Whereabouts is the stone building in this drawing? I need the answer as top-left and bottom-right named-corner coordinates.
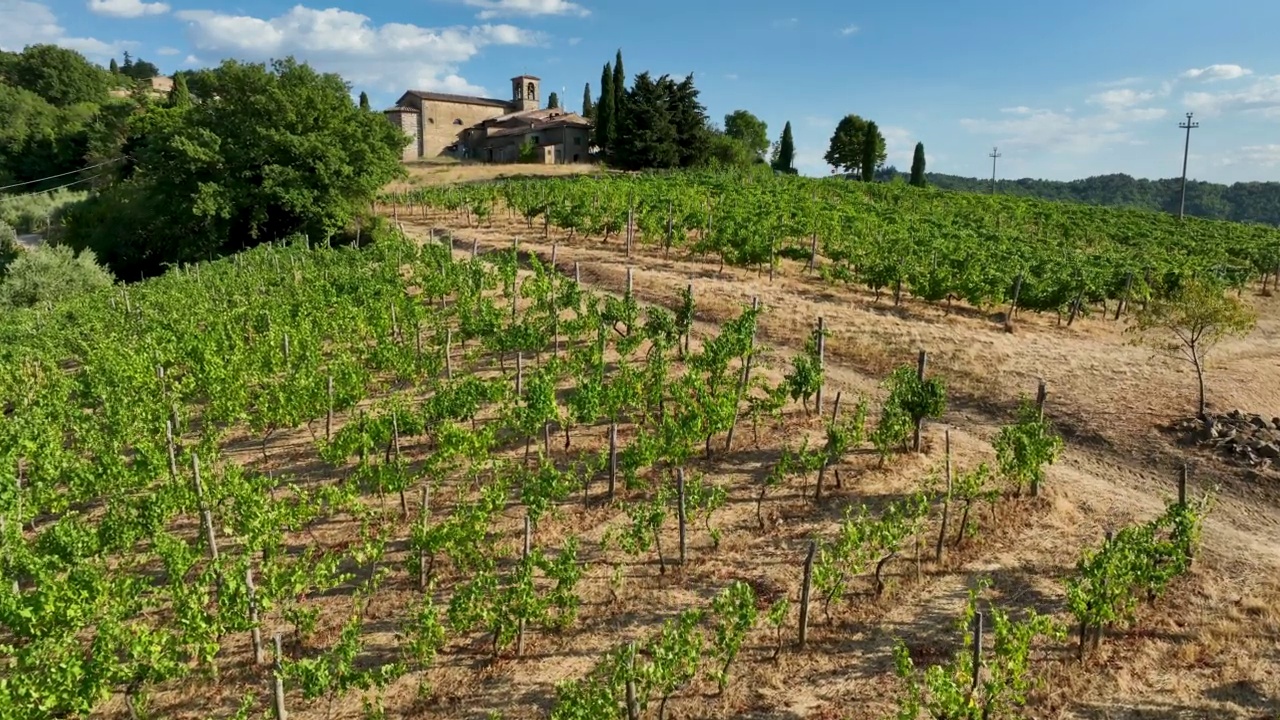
top-left (385, 74), bottom-right (592, 164)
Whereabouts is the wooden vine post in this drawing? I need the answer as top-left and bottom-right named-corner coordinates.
top-left (913, 350), bottom-right (929, 452)
top-left (607, 423), bottom-right (619, 500)
top-left (798, 540), bottom-right (816, 649)
top-left (517, 514), bottom-right (532, 657)
top-left (1031, 380), bottom-right (1048, 497)
top-left (676, 469), bottom-right (688, 567)
top-left (247, 565), bottom-right (264, 665)
top-left (935, 429), bottom-right (953, 563)
top-left (165, 419), bottom-right (179, 482)
top-left (1005, 274), bottom-right (1023, 332)
top-left (418, 485), bottom-right (431, 592)
top-left (445, 329), bottom-right (454, 380)
top-left (971, 611), bottom-right (984, 692)
top-left (272, 633), bottom-right (288, 720)
top-left (325, 375), bottom-right (333, 442)
top-left (1114, 271), bottom-right (1135, 320)
top-left (814, 317), bottom-right (827, 414)
top-left (551, 243), bottom-right (560, 357)
top-left (815, 391), bottom-right (842, 502)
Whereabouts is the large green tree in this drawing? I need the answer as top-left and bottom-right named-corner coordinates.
top-left (2, 44), bottom-right (109, 107)
top-left (358, 91), bottom-right (370, 109)
top-left (825, 114), bottom-right (886, 178)
top-left (63, 57), bottom-right (407, 278)
top-left (614, 72), bottom-right (679, 170)
top-left (612, 49), bottom-right (626, 130)
top-left (723, 110), bottom-right (769, 159)
top-left (595, 62), bottom-right (614, 154)
top-left (860, 120), bottom-right (882, 182)
top-left (612, 72), bottom-right (711, 171)
top-left (910, 142), bottom-right (927, 187)
top-left (771, 121), bottom-right (796, 174)
top-left (581, 82), bottom-right (593, 119)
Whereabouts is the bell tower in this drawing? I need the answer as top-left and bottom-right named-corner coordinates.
top-left (511, 75), bottom-right (541, 112)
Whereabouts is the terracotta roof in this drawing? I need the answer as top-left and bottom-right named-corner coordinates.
top-left (404, 90), bottom-right (513, 108)
top-left (385, 105), bottom-right (419, 113)
top-left (486, 116), bottom-right (592, 139)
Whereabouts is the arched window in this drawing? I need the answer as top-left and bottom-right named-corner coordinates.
top-left (453, 118), bottom-right (463, 125)
top-left (526, 82), bottom-right (537, 101)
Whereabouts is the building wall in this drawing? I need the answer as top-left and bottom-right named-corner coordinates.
top-left (385, 111), bottom-right (419, 162)
top-left (418, 100), bottom-right (512, 158)
top-left (482, 125), bottom-right (591, 164)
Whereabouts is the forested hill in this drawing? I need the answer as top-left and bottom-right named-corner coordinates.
top-left (880, 169), bottom-right (1280, 226)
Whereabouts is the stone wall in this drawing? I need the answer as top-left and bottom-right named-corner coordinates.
top-left (419, 100), bottom-right (511, 158)
top-left (385, 111), bottom-right (419, 162)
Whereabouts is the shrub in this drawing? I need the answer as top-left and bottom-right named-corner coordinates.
top-left (0, 189), bottom-right (87, 234)
top-left (518, 139), bottom-right (539, 164)
top-left (0, 244), bottom-right (114, 309)
top-left (0, 221), bottom-right (17, 278)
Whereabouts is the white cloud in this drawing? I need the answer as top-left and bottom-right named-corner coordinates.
top-left (772, 17), bottom-right (798, 28)
top-left (880, 125), bottom-right (922, 169)
top-left (1180, 64), bottom-right (1252, 82)
top-left (960, 104), bottom-right (1168, 154)
top-left (1087, 88), bottom-right (1157, 111)
top-left (156, 45), bottom-right (180, 55)
top-left (724, 73), bottom-right (738, 81)
top-left (1183, 74), bottom-right (1280, 117)
top-left (461, 0), bottom-right (587, 20)
top-left (839, 24), bottom-right (858, 36)
top-left (1098, 76), bottom-right (1144, 88)
top-left (87, 0), bottom-right (169, 18)
top-left (182, 54), bottom-right (200, 65)
top-left (1230, 144), bottom-right (1280, 168)
top-left (963, 74), bottom-right (1179, 155)
top-left (174, 5), bottom-right (541, 96)
top-left (567, 36), bottom-right (580, 45)
top-left (0, 0), bottom-right (127, 57)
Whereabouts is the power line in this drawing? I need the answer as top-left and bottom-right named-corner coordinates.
top-left (0, 157), bottom-right (124, 192)
top-left (1177, 112), bottom-right (1199, 220)
top-left (0, 173), bottom-right (105, 203)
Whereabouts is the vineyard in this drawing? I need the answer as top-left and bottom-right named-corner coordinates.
top-left (1, 170), bottom-right (1278, 720)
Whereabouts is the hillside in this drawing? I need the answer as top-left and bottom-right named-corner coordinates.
top-left (878, 169), bottom-right (1280, 226)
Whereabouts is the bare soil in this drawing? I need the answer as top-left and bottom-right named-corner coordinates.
top-left (110, 204), bottom-right (1280, 720)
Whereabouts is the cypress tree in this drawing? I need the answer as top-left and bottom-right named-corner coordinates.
top-left (358, 91), bottom-right (370, 110)
top-left (596, 62), bottom-right (614, 153)
top-left (109, 58), bottom-right (119, 74)
top-left (582, 83), bottom-right (593, 119)
top-left (774, 121), bottom-right (796, 174)
top-left (612, 50), bottom-right (626, 143)
top-left (861, 121), bottom-right (881, 182)
top-left (910, 142), bottom-right (927, 187)
top-left (547, 91), bottom-right (559, 109)
top-left (168, 72), bottom-right (191, 108)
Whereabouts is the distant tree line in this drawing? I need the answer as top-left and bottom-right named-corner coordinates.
top-left (875, 169), bottom-right (1280, 226)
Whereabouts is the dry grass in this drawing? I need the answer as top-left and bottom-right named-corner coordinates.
top-left (385, 160), bottom-right (603, 192)
top-left (96, 203), bottom-right (1280, 720)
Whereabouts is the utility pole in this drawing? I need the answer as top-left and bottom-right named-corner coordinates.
top-left (1177, 112), bottom-right (1199, 220)
top-left (988, 146), bottom-right (1002, 194)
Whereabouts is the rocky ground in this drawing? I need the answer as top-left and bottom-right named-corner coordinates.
top-left (1174, 410), bottom-right (1280, 471)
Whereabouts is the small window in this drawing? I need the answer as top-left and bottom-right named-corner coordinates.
top-left (427, 117), bottom-right (435, 124)
top-left (573, 136), bottom-right (582, 146)
top-left (453, 119), bottom-right (463, 125)
top-left (531, 136), bottom-right (540, 145)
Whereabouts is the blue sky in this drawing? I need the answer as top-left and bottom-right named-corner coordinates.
top-left (3, 0), bottom-right (1277, 182)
